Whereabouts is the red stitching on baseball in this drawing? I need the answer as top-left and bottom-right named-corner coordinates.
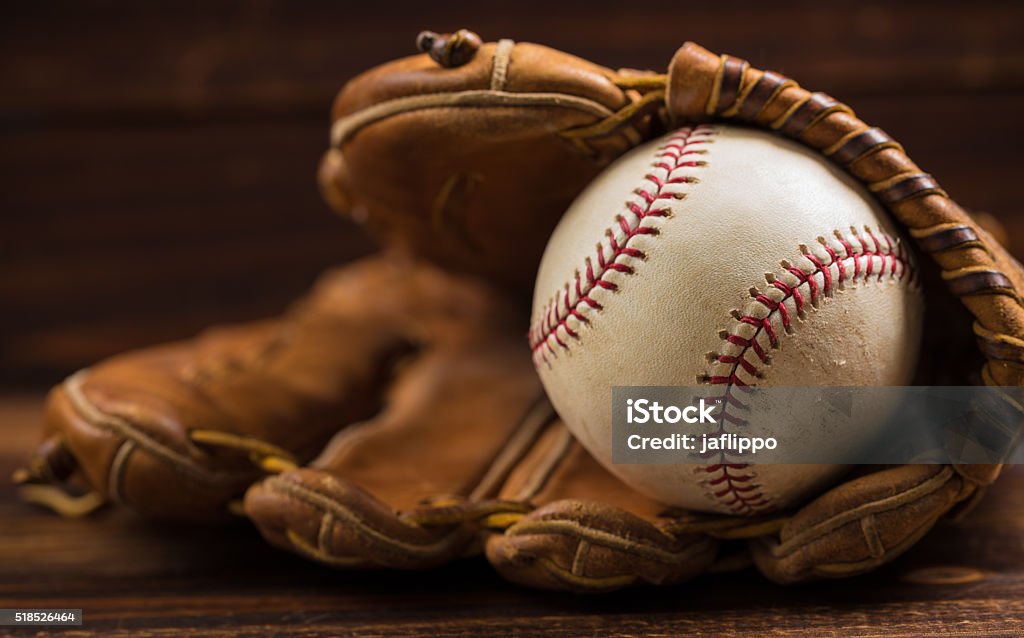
top-left (701, 227), bottom-right (916, 515)
top-left (529, 126), bottom-right (714, 362)
top-left (530, 126), bottom-right (916, 516)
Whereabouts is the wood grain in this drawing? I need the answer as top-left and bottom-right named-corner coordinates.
top-left (3, 1), bottom-right (1022, 116)
top-left (2, 4), bottom-right (1023, 635)
top-left (0, 397), bottom-right (1022, 636)
top-left (2, 1), bottom-right (1023, 387)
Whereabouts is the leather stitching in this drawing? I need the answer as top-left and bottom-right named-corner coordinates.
top-left (772, 466), bottom-right (952, 557)
top-left (697, 45), bottom-right (1023, 369)
top-left (330, 90), bottom-right (616, 148)
top-left (265, 475), bottom-right (467, 559)
top-left (108, 440), bottom-right (134, 505)
top-left (63, 370), bottom-right (254, 487)
top-left (490, 39), bottom-right (515, 91)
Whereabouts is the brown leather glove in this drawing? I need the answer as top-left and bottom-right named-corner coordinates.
top-left (19, 32), bottom-right (1020, 593)
top-left (318, 29), bottom-right (663, 296)
top-left (246, 38), bottom-right (1021, 591)
top-left (15, 255), bottom-right (533, 521)
top-left (485, 42), bottom-right (1022, 589)
top-left (245, 407), bottom-right (719, 586)
top-left (655, 42), bottom-right (1022, 583)
top-left (16, 31), bottom-right (660, 521)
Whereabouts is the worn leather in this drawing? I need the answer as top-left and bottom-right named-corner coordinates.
top-left (20, 255), bottom-right (525, 521)
top-left (487, 417), bottom-right (720, 591)
top-left (490, 42), bottom-right (1019, 590)
top-left (243, 261), bottom-right (546, 568)
top-left (666, 43), bottom-right (1024, 386)
top-left (246, 390), bottom-right (719, 586)
top-left (319, 36), bottom-right (662, 296)
top-left (18, 32), bottom-right (663, 526)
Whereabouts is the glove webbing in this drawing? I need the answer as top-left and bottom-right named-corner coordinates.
top-left (666, 43), bottom-right (1024, 391)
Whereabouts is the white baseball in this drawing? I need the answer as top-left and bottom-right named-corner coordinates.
top-left (530, 124), bottom-right (923, 515)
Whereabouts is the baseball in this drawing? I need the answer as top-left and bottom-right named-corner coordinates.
top-left (530, 124), bottom-right (923, 515)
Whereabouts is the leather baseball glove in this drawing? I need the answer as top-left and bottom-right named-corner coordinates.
top-left (15, 31), bottom-right (661, 521)
top-left (19, 31), bottom-right (1022, 592)
top-left (248, 34), bottom-right (1023, 590)
top-left (316, 28), bottom-right (661, 297)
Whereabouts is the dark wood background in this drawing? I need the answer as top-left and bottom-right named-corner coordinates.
top-left (2, 0), bottom-right (1023, 389)
top-left (2, 4), bottom-right (1024, 635)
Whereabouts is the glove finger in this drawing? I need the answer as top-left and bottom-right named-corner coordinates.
top-left (17, 257), bottom-right (451, 521)
top-left (244, 468), bottom-right (482, 569)
top-left (29, 371), bottom-right (264, 521)
top-left (329, 31), bottom-right (659, 294)
top-left (486, 419), bottom-right (717, 591)
top-left (750, 465), bottom-right (966, 583)
top-left (245, 316), bottom-right (547, 569)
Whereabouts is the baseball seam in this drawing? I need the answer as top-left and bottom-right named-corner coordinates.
top-left (699, 227), bottom-right (916, 514)
top-left (531, 125), bottom-right (919, 516)
top-left (529, 125), bottom-right (715, 363)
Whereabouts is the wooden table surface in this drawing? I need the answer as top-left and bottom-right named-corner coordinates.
top-left (0, 397), bottom-right (1021, 637)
